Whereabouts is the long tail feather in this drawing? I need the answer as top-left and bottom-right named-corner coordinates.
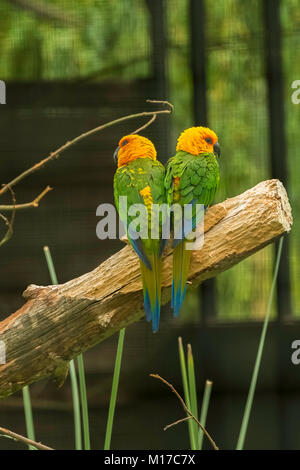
top-left (172, 241), bottom-right (192, 317)
top-left (140, 254), bottom-right (162, 333)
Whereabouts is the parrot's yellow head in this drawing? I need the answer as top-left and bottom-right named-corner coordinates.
top-left (176, 126), bottom-right (220, 157)
top-left (114, 134), bottom-right (157, 168)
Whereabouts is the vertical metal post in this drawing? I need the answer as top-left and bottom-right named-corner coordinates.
top-left (263, 0), bottom-right (292, 449)
top-left (190, 0), bottom-right (207, 124)
top-left (190, 0), bottom-right (217, 320)
top-left (146, 0), bottom-right (169, 163)
top-left (263, 0), bottom-right (292, 318)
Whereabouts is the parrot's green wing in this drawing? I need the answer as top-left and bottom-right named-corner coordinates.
top-left (114, 157), bottom-right (166, 332)
top-left (165, 150), bottom-right (220, 317)
top-left (165, 150), bottom-right (219, 208)
top-left (114, 157), bottom-right (166, 264)
top-left (114, 158), bottom-right (165, 213)
top-left (165, 150), bottom-right (219, 240)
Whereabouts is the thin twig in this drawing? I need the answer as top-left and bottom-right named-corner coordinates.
top-left (150, 374), bottom-right (219, 450)
top-left (164, 416), bottom-right (193, 431)
top-left (0, 213), bottom-right (13, 247)
top-left (0, 186), bottom-right (52, 211)
top-left (146, 99), bottom-right (174, 113)
top-left (131, 114), bottom-right (157, 135)
top-left (0, 101), bottom-right (172, 197)
top-left (0, 188), bottom-right (16, 246)
top-left (0, 426), bottom-right (53, 450)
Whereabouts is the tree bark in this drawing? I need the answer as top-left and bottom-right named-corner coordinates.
top-left (0, 179), bottom-right (293, 397)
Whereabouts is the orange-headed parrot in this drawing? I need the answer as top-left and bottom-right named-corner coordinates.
top-left (165, 126), bottom-right (220, 317)
top-left (113, 134), bottom-right (167, 332)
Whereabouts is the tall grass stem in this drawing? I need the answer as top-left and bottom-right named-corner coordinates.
top-left (43, 245), bottom-right (83, 450)
top-left (198, 380), bottom-right (213, 449)
top-left (187, 344), bottom-right (199, 449)
top-left (236, 237), bottom-right (284, 450)
top-left (22, 385), bottom-right (36, 450)
top-left (69, 360), bottom-right (82, 450)
top-left (104, 328), bottom-right (126, 450)
top-left (77, 354), bottom-right (91, 450)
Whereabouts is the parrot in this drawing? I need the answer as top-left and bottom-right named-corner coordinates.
top-left (165, 126), bottom-right (221, 317)
top-left (113, 134), bottom-right (167, 333)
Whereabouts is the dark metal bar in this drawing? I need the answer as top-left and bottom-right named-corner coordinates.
top-left (190, 0), bottom-right (207, 124)
top-left (145, 0), bottom-right (169, 163)
top-left (190, 0), bottom-right (217, 320)
top-left (263, 0), bottom-right (292, 318)
top-left (263, 0), bottom-right (293, 450)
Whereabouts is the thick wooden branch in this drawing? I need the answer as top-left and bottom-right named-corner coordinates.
top-left (0, 179), bottom-right (292, 397)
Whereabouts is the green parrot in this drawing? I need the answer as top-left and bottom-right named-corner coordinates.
top-left (165, 126), bottom-right (220, 317)
top-left (113, 134), bottom-right (167, 332)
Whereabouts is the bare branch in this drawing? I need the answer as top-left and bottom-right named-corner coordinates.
top-left (0, 186), bottom-right (52, 211)
top-left (150, 374), bottom-right (219, 450)
top-left (0, 101), bottom-right (172, 197)
top-left (0, 213), bottom-right (14, 247)
top-left (0, 426), bottom-right (53, 450)
top-left (131, 114), bottom-right (157, 135)
top-left (164, 416), bottom-right (193, 431)
top-left (0, 188), bottom-right (16, 246)
top-left (146, 99), bottom-right (174, 113)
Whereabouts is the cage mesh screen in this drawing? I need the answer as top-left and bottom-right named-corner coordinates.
top-left (0, 0), bottom-right (298, 321)
top-left (282, 0), bottom-right (300, 318)
top-left (0, 0), bottom-right (151, 80)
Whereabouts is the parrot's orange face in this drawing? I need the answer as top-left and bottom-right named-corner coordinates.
top-left (176, 126), bottom-right (220, 157)
top-left (114, 134), bottom-right (157, 168)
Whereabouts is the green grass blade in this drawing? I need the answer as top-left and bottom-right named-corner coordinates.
top-left (43, 245), bottom-right (82, 450)
top-left (178, 337), bottom-right (196, 450)
top-left (77, 354), bottom-right (91, 450)
top-left (198, 380), bottom-right (213, 449)
top-left (22, 385), bottom-right (36, 450)
top-left (69, 359), bottom-right (82, 450)
top-left (43, 246), bottom-right (58, 284)
top-left (104, 327), bottom-right (126, 450)
top-left (236, 237), bottom-right (284, 450)
top-left (187, 344), bottom-right (199, 449)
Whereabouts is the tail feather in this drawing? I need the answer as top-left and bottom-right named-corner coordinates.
top-left (172, 241), bottom-right (192, 317)
top-left (140, 254), bottom-right (162, 333)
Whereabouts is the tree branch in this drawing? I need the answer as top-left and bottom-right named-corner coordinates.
top-left (164, 415), bottom-right (193, 431)
top-left (0, 188), bottom-right (16, 246)
top-left (0, 101), bottom-right (172, 197)
top-left (0, 213), bottom-right (14, 247)
top-left (0, 426), bottom-right (53, 450)
top-left (0, 186), bottom-right (52, 211)
top-left (149, 374), bottom-right (218, 450)
top-left (0, 179), bottom-right (292, 398)
top-left (0, 100), bottom-right (172, 246)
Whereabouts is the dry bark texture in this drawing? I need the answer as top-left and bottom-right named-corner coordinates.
top-left (0, 179), bottom-right (293, 397)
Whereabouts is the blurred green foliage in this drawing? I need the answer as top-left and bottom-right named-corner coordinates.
top-left (0, 0), bottom-right (299, 320)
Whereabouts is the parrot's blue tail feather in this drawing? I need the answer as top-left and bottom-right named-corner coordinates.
top-left (172, 241), bottom-right (191, 317)
top-left (140, 255), bottom-right (162, 333)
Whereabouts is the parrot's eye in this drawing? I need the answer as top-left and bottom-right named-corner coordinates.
top-left (121, 139), bottom-right (129, 147)
top-left (205, 137), bottom-right (213, 144)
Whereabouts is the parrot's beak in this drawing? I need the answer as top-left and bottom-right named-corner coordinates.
top-left (113, 146), bottom-right (120, 164)
top-left (213, 141), bottom-right (220, 158)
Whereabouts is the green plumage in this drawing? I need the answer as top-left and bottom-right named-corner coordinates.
top-left (114, 157), bottom-right (166, 332)
top-left (165, 150), bottom-right (220, 316)
top-left (165, 151), bottom-right (219, 207)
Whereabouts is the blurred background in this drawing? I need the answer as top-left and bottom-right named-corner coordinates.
top-left (0, 0), bottom-right (300, 450)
